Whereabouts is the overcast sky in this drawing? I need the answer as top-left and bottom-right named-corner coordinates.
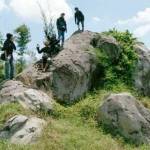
top-left (0, 0), bottom-right (150, 49)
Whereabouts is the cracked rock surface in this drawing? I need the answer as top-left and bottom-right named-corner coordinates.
top-left (97, 93), bottom-right (150, 145)
top-left (0, 80), bottom-right (53, 112)
top-left (17, 31), bottom-right (99, 104)
top-left (0, 115), bottom-right (46, 145)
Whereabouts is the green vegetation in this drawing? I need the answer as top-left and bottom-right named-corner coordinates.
top-left (0, 33), bottom-right (3, 49)
top-left (14, 24), bottom-right (31, 55)
top-left (0, 33), bottom-right (4, 82)
top-left (0, 61), bottom-right (4, 83)
top-left (0, 84), bottom-right (149, 150)
top-left (95, 29), bottom-right (138, 89)
top-left (14, 24), bottom-right (31, 73)
top-left (0, 29), bottom-right (149, 149)
top-left (38, 2), bottom-right (55, 42)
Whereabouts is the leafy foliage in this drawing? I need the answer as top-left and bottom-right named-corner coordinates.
top-left (14, 24), bottom-right (31, 73)
top-left (38, 2), bottom-right (55, 42)
top-left (0, 61), bottom-right (4, 83)
top-left (96, 29), bottom-right (138, 88)
top-left (0, 33), bottom-right (4, 82)
top-left (14, 24), bottom-right (31, 55)
top-left (0, 33), bottom-right (3, 49)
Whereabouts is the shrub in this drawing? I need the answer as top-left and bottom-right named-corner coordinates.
top-left (96, 29), bottom-right (138, 88)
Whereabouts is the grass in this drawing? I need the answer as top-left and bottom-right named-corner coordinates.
top-left (0, 85), bottom-right (150, 150)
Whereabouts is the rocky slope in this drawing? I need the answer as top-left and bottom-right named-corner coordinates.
top-left (0, 30), bottom-right (149, 146)
top-left (16, 31), bottom-right (99, 104)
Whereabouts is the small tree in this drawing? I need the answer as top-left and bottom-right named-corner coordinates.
top-left (0, 32), bottom-right (3, 49)
top-left (14, 24), bottom-right (31, 73)
top-left (14, 24), bottom-right (31, 55)
top-left (38, 2), bottom-right (55, 42)
top-left (0, 33), bottom-right (4, 82)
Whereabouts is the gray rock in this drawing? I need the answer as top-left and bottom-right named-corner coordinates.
top-left (16, 64), bottom-right (52, 91)
top-left (17, 31), bottom-right (99, 104)
top-left (18, 89), bottom-right (53, 111)
top-left (0, 80), bottom-right (26, 103)
top-left (97, 93), bottom-right (150, 145)
top-left (0, 115), bottom-right (46, 145)
top-left (91, 34), bottom-right (121, 61)
top-left (51, 31), bottom-right (98, 103)
top-left (0, 80), bottom-right (53, 112)
top-left (133, 43), bottom-right (150, 96)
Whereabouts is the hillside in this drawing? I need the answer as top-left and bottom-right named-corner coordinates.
top-left (0, 30), bottom-right (150, 150)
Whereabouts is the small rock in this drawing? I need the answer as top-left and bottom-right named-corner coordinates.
top-left (0, 115), bottom-right (46, 145)
top-left (0, 80), bottom-right (53, 112)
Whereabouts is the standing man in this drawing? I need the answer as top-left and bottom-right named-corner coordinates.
top-left (2, 33), bottom-right (16, 80)
top-left (74, 7), bottom-right (85, 31)
top-left (56, 13), bottom-right (67, 47)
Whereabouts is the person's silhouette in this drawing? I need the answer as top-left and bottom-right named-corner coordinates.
top-left (56, 13), bottom-right (67, 47)
top-left (74, 7), bottom-right (85, 31)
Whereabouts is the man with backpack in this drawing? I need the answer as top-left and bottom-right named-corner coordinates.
top-left (36, 34), bottom-right (60, 72)
top-left (74, 7), bottom-right (85, 31)
top-left (56, 13), bottom-right (67, 47)
top-left (2, 33), bottom-right (16, 80)
top-left (37, 41), bottom-right (51, 72)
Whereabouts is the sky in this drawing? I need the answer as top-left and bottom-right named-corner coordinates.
top-left (0, 0), bottom-right (150, 50)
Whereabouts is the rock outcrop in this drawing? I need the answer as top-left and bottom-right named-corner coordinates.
top-left (17, 31), bottom-right (99, 104)
top-left (91, 34), bottom-right (150, 97)
top-left (8, 31), bottom-right (150, 105)
top-left (91, 33), bottom-right (121, 61)
top-left (16, 62), bottom-right (52, 91)
top-left (51, 31), bottom-right (98, 103)
top-left (97, 93), bottom-right (150, 145)
top-left (0, 115), bottom-right (46, 145)
top-left (133, 43), bottom-right (150, 96)
top-left (0, 80), bottom-right (53, 112)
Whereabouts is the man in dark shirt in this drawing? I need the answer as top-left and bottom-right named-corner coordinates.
top-left (2, 33), bottom-right (16, 80)
top-left (56, 13), bottom-right (67, 47)
top-left (37, 41), bottom-right (51, 72)
top-left (36, 35), bottom-right (60, 72)
top-left (74, 7), bottom-right (84, 31)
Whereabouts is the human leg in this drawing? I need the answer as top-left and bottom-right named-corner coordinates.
top-left (81, 21), bottom-right (84, 31)
top-left (42, 54), bottom-right (48, 71)
top-left (61, 31), bottom-right (65, 47)
top-left (5, 60), bottom-right (10, 80)
top-left (10, 58), bottom-right (14, 79)
top-left (77, 21), bottom-right (80, 30)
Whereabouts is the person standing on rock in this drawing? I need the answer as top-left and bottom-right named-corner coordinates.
top-left (74, 7), bottom-right (84, 31)
top-left (2, 33), bottom-right (16, 80)
top-left (56, 13), bottom-right (67, 47)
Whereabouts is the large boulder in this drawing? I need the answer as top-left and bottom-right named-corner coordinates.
top-left (91, 33), bottom-right (121, 61)
top-left (17, 31), bottom-right (99, 104)
top-left (97, 93), bottom-right (150, 145)
top-left (16, 63), bottom-right (52, 91)
top-left (0, 80), bottom-right (53, 112)
top-left (133, 43), bottom-right (150, 96)
top-left (51, 31), bottom-right (98, 103)
top-left (0, 115), bottom-right (46, 145)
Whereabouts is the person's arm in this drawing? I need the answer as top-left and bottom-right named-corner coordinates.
top-left (12, 42), bottom-right (16, 50)
top-left (2, 41), bottom-right (8, 59)
top-left (82, 12), bottom-right (85, 21)
top-left (37, 46), bottom-right (43, 54)
top-left (56, 19), bottom-right (59, 30)
top-left (65, 20), bottom-right (67, 32)
top-left (2, 41), bottom-right (8, 51)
